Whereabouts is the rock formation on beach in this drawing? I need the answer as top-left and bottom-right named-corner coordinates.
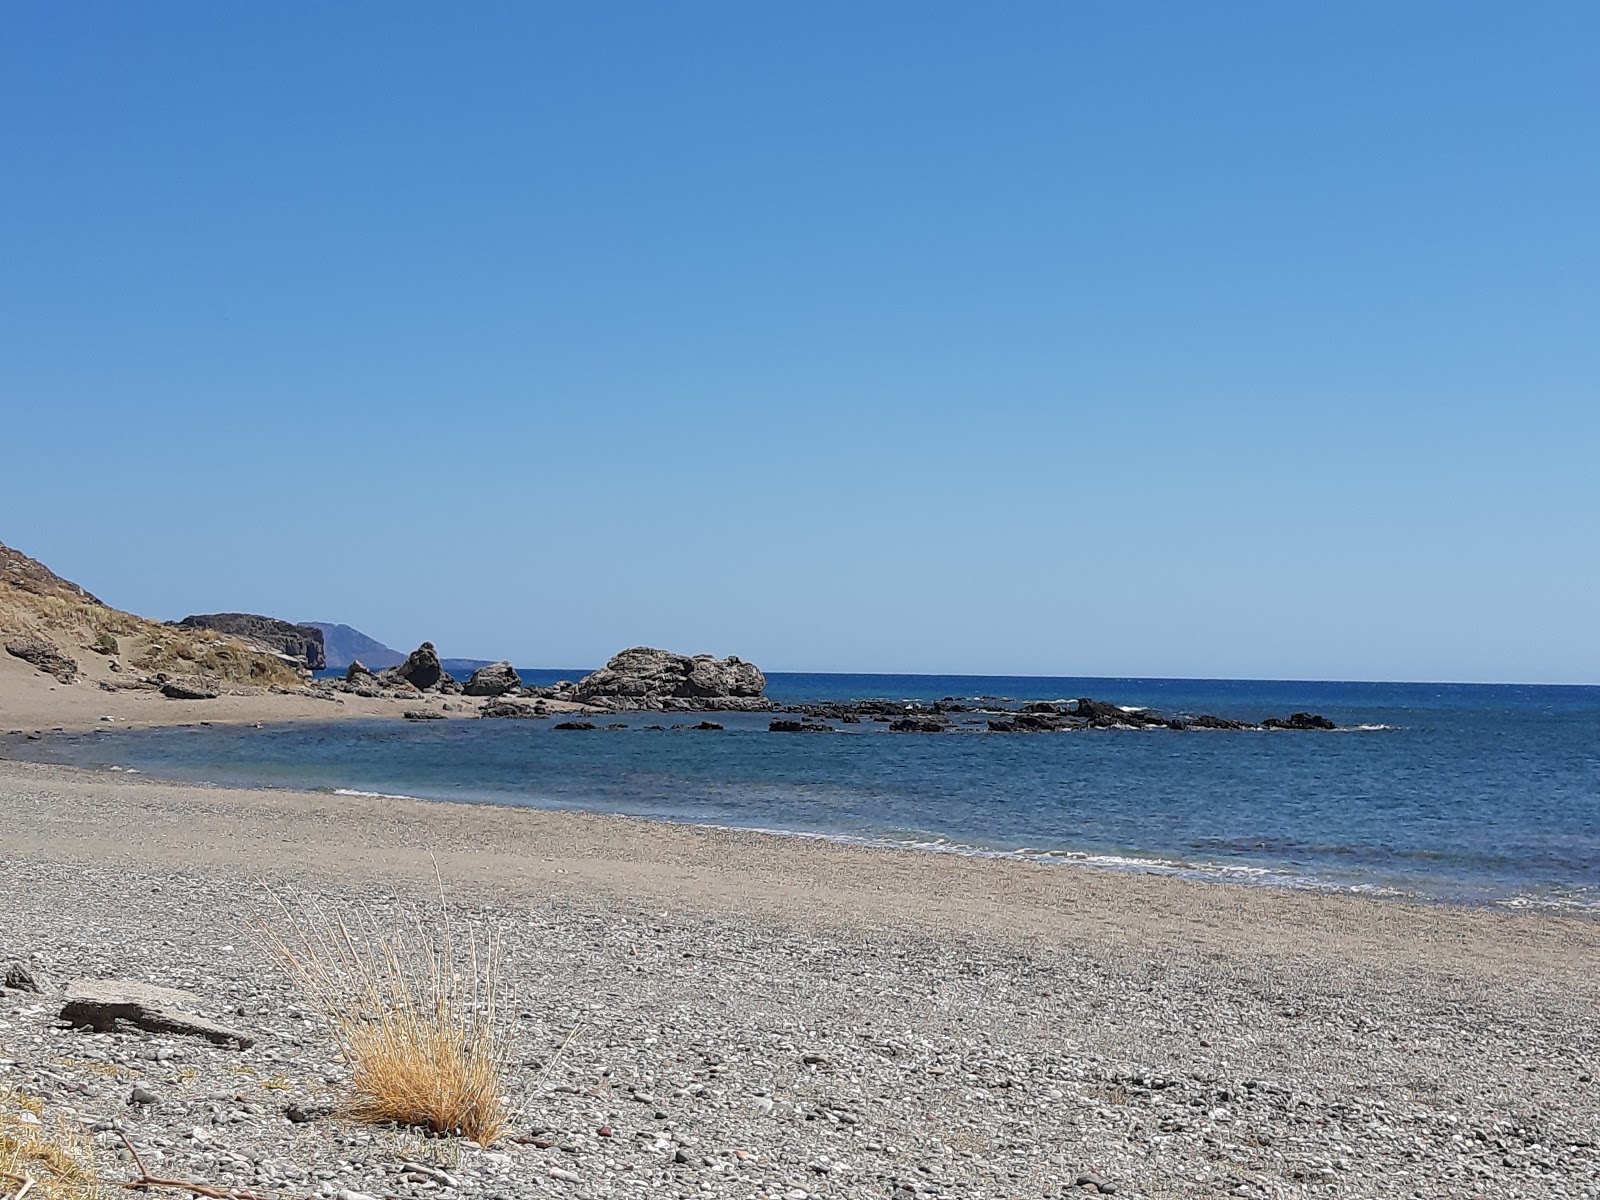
top-left (464, 661), bottom-right (521, 696)
top-left (375, 642), bottom-right (462, 694)
top-left (567, 646), bottom-right (774, 712)
top-left (177, 613), bottom-right (326, 671)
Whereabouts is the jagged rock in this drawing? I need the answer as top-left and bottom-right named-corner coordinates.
top-left (345, 660), bottom-right (377, 683)
top-left (691, 720), bottom-right (724, 731)
top-left (159, 679), bottom-right (219, 700)
top-left (988, 713), bottom-right (1061, 732)
top-left (769, 719), bottom-right (834, 733)
top-left (553, 721), bottom-right (597, 731)
top-left (480, 699), bottom-right (547, 719)
top-left (402, 708), bottom-right (446, 720)
top-left (4, 961), bottom-right (50, 993)
top-left (1184, 714), bottom-right (1254, 730)
top-left (1263, 712), bottom-right (1337, 730)
top-left (889, 717), bottom-right (947, 733)
top-left (4, 637), bottom-right (78, 683)
top-left (379, 642), bottom-right (448, 692)
top-left (60, 979), bottom-right (254, 1048)
top-left (571, 647), bottom-right (772, 711)
top-left (464, 661), bottom-right (521, 697)
top-left (177, 613), bottom-right (326, 671)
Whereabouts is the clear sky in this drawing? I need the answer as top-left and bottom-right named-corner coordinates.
top-left (3, 3), bottom-right (1596, 682)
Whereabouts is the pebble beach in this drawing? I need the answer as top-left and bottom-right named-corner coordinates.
top-left (1, 759), bottom-right (1597, 1198)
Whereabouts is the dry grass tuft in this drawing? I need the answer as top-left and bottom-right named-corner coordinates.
top-left (0, 1091), bottom-right (106, 1200)
top-left (260, 893), bottom-right (511, 1147)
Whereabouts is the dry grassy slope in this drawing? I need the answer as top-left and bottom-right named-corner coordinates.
top-left (0, 539), bottom-right (305, 690)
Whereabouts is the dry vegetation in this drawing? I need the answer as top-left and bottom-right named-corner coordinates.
top-left (261, 895), bottom-right (512, 1147)
top-left (0, 540), bottom-right (303, 690)
top-left (0, 1091), bottom-right (105, 1200)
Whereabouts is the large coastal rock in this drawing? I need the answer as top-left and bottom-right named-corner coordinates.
top-left (377, 642), bottom-right (460, 693)
top-left (4, 636), bottom-right (78, 683)
top-left (572, 647), bottom-right (773, 712)
top-left (464, 661), bottom-right (521, 697)
top-left (177, 613), bottom-right (326, 671)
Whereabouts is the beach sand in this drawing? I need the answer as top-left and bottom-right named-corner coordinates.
top-left (2, 756), bottom-right (1597, 1198)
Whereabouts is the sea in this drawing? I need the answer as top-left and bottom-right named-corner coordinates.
top-left (8, 673), bottom-right (1598, 911)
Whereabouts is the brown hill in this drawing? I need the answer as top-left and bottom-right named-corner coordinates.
top-left (0, 539), bottom-right (305, 691)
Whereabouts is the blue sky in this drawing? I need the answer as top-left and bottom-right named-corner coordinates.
top-left (3, 2), bottom-right (1596, 681)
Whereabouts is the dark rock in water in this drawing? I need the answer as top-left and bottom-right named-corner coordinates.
top-left (1263, 711), bottom-right (1337, 730)
top-left (177, 613), bottom-right (326, 671)
top-left (994, 712), bottom-right (1063, 732)
top-left (889, 717), bottom-right (947, 733)
top-left (4, 637), bottom-right (78, 683)
top-left (692, 720), bottom-right (724, 731)
top-left (769, 719), bottom-right (834, 733)
top-left (160, 679), bottom-right (219, 701)
top-left (480, 699), bottom-right (546, 719)
top-left (554, 720), bottom-right (596, 731)
top-left (1022, 701), bottom-right (1062, 714)
top-left (60, 979), bottom-right (254, 1048)
top-left (464, 661), bottom-right (521, 697)
top-left (402, 708), bottom-right (446, 720)
top-left (379, 642), bottom-right (446, 692)
top-left (1067, 698), bottom-right (1169, 729)
top-left (1185, 714), bottom-right (1254, 730)
top-left (572, 646), bottom-right (773, 711)
top-left (606, 722), bottom-right (628, 730)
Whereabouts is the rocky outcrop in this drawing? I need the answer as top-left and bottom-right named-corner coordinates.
top-left (4, 636), bottom-right (78, 683)
top-left (402, 708), bottom-right (446, 721)
top-left (464, 661), bottom-right (521, 697)
top-left (572, 647), bottom-right (773, 712)
top-left (177, 614), bottom-right (326, 671)
top-left (770, 719), bottom-right (834, 733)
top-left (1263, 712), bottom-right (1337, 730)
top-left (379, 642), bottom-right (450, 692)
top-left (303, 622), bottom-right (406, 671)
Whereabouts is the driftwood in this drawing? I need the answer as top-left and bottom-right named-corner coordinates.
top-left (116, 1131), bottom-right (294, 1200)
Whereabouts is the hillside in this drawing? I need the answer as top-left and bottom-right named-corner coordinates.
top-left (303, 622), bottom-right (405, 670)
top-left (0, 539), bottom-right (306, 691)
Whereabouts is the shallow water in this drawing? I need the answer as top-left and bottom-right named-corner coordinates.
top-left (10, 674), bottom-right (1599, 909)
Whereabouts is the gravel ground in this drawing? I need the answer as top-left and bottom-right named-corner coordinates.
top-left (1, 761), bottom-right (1597, 1199)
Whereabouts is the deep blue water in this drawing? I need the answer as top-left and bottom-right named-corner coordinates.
top-left (11, 674), bottom-right (1600, 909)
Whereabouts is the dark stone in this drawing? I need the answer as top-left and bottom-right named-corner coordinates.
top-left (553, 721), bottom-right (596, 731)
top-left (4, 637), bottom-right (78, 683)
top-left (692, 720), bottom-right (724, 731)
top-left (480, 699), bottom-right (547, 719)
top-left (606, 722), bottom-right (628, 730)
top-left (769, 719), bottom-right (834, 733)
top-left (3, 961), bottom-right (50, 993)
top-left (177, 614), bottom-right (325, 671)
top-left (888, 717), bottom-right (947, 733)
top-left (379, 642), bottom-right (445, 692)
top-left (60, 979), bottom-right (254, 1048)
top-left (1262, 712), bottom-right (1337, 730)
top-left (1186, 714), bottom-right (1254, 730)
top-left (464, 661), bottom-right (521, 697)
top-left (160, 679), bottom-right (219, 700)
top-left (284, 1100), bottom-right (334, 1124)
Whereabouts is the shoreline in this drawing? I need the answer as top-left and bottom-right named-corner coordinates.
top-left (8, 717), bottom-right (1598, 916)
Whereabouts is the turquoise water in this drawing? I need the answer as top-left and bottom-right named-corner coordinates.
top-left (10, 674), bottom-right (1599, 909)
